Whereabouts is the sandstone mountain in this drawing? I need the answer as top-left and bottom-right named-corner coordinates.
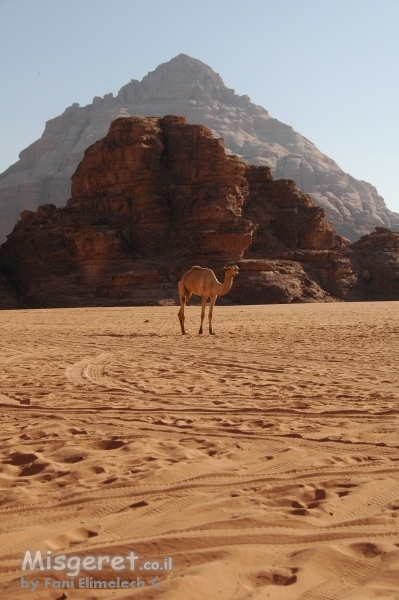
top-left (0, 54), bottom-right (397, 245)
top-left (1, 116), bottom-right (398, 309)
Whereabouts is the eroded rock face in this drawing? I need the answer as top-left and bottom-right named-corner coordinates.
top-left (2, 116), bottom-right (398, 309)
top-left (347, 228), bottom-right (399, 300)
top-left (0, 54), bottom-right (397, 244)
top-left (0, 116), bottom-right (341, 307)
top-left (0, 264), bottom-right (20, 309)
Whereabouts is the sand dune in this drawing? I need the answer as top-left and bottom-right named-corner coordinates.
top-left (0, 303), bottom-right (399, 599)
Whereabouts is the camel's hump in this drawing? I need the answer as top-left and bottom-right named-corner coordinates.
top-left (190, 265), bottom-right (203, 270)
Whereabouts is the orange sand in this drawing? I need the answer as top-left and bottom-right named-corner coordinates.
top-left (0, 302), bottom-right (399, 599)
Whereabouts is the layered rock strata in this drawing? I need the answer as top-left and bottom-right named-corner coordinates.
top-left (1, 116), bottom-right (398, 309)
top-left (0, 54), bottom-right (397, 244)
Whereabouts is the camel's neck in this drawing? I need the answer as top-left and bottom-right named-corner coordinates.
top-left (215, 275), bottom-right (234, 297)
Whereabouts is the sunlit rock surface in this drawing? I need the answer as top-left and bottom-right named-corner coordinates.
top-left (0, 54), bottom-right (397, 244)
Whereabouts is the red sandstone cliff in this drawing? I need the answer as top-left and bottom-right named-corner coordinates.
top-left (1, 117), bottom-right (398, 309)
top-left (0, 54), bottom-right (397, 245)
top-left (0, 264), bottom-right (20, 309)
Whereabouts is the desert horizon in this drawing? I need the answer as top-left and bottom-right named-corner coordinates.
top-left (1, 301), bottom-right (399, 599)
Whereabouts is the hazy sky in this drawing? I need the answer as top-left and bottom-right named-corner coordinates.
top-left (1, 0), bottom-right (398, 212)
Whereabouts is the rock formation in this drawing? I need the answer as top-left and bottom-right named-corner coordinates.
top-left (0, 264), bottom-right (20, 309)
top-left (1, 116), bottom-right (398, 309)
top-left (0, 54), bottom-right (397, 244)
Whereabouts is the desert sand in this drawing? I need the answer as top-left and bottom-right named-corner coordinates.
top-left (0, 302), bottom-right (399, 599)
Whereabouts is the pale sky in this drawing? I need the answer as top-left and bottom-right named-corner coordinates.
top-left (1, 0), bottom-right (398, 212)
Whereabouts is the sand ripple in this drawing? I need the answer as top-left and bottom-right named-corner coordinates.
top-left (0, 303), bottom-right (399, 599)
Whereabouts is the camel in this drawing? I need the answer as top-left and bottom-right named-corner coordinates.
top-left (177, 265), bottom-right (239, 335)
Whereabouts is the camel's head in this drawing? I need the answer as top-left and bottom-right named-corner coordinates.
top-left (224, 265), bottom-right (239, 278)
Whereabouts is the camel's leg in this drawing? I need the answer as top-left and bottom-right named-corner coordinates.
top-left (178, 301), bottom-right (186, 335)
top-left (178, 281), bottom-right (187, 335)
top-left (208, 295), bottom-right (217, 335)
top-left (199, 296), bottom-right (207, 334)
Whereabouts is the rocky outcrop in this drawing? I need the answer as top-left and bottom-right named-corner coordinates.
top-left (0, 54), bottom-right (397, 244)
top-left (0, 279), bottom-right (20, 309)
top-left (1, 116), bottom-right (398, 309)
top-left (346, 228), bottom-right (399, 300)
top-left (0, 264), bottom-right (20, 309)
